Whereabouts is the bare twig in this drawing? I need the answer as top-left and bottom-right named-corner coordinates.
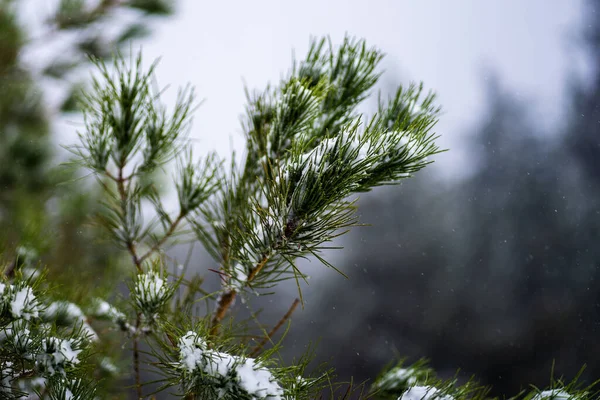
top-left (138, 213), bottom-right (185, 264)
top-left (209, 254), bottom-right (270, 336)
top-left (250, 298), bottom-right (300, 357)
top-left (115, 167), bottom-right (142, 272)
top-left (114, 166), bottom-right (144, 398)
top-left (209, 290), bottom-right (237, 337)
top-left (3, 260), bottom-right (17, 279)
top-left (133, 313), bottom-right (142, 399)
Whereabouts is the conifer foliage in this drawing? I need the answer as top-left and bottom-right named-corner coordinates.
top-left (1, 35), bottom-right (442, 399)
top-left (4, 34), bottom-right (589, 400)
top-left (0, 26), bottom-right (596, 400)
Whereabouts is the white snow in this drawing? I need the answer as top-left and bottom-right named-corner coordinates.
top-left (10, 286), bottom-right (39, 321)
top-left (229, 263), bottom-right (248, 291)
top-left (236, 358), bottom-right (284, 399)
top-left (399, 385), bottom-right (454, 400)
top-left (135, 271), bottom-right (167, 303)
top-left (12, 327), bottom-right (32, 352)
top-left (178, 331), bottom-right (284, 399)
top-left (532, 389), bottom-right (575, 400)
top-left (134, 271), bottom-right (169, 316)
top-left (17, 376), bottom-right (47, 397)
top-left (297, 136), bottom-right (342, 172)
top-left (0, 322), bottom-right (32, 355)
top-left (1, 361), bottom-right (14, 394)
top-left (0, 323), bottom-right (14, 342)
top-left (45, 301), bottom-right (98, 341)
top-left (38, 337), bottom-right (82, 376)
top-left (205, 350), bottom-right (236, 377)
top-left (179, 331), bottom-right (206, 372)
top-left (100, 357), bottom-right (119, 374)
top-left (288, 128), bottom-right (418, 191)
top-left (80, 322), bottom-right (97, 341)
top-left (374, 367), bottom-right (418, 390)
top-left (44, 301), bottom-right (84, 320)
top-left (95, 299), bottom-right (111, 315)
top-left (269, 80), bottom-right (319, 147)
top-left (93, 299), bottom-right (125, 321)
top-left (16, 246), bottom-right (37, 261)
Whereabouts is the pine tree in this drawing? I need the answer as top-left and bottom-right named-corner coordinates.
top-left (0, 0), bottom-right (175, 270)
top-left (2, 35), bottom-right (444, 398)
top-left (2, 18), bottom-right (597, 400)
top-left (0, 0), bottom-right (174, 397)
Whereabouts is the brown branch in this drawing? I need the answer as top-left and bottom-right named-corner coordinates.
top-left (105, 170), bottom-right (119, 182)
top-left (3, 260), bottom-right (16, 279)
top-left (110, 164), bottom-right (184, 269)
top-left (106, 169), bottom-right (138, 184)
top-left (209, 254), bottom-right (270, 336)
top-left (247, 254), bottom-right (270, 283)
top-left (114, 166), bottom-right (143, 398)
top-left (249, 298), bottom-right (300, 357)
top-left (115, 167), bottom-right (143, 272)
top-left (133, 313), bottom-right (142, 399)
top-left (111, 164), bottom-right (185, 396)
top-left (209, 290), bottom-right (237, 337)
top-left (138, 213), bottom-right (185, 265)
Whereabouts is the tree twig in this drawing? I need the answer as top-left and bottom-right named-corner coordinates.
top-left (133, 313), bottom-right (142, 399)
top-left (250, 298), bottom-right (300, 357)
top-left (114, 166), bottom-right (144, 397)
top-left (114, 167), bottom-right (143, 271)
top-left (209, 254), bottom-right (270, 336)
top-left (138, 212), bottom-right (185, 264)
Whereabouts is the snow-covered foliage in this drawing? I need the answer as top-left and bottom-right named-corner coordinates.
top-left (374, 366), bottom-right (418, 392)
top-left (132, 270), bottom-right (173, 319)
top-left (0, 270), bottom-right (98, 396)
top-left (44, 301), bottom-right (98, 341)
top-left (90, 298), bottom-right (126, 323)
top-left (398, 385), bottom-right (455, 400)
top-left (223, 263), bottom-right (249, 292)
top-left (37, 336), bottom-right (82, 376)
top-left (531, 389), bottom-right (580, 400)
top-left (398, 386), bottom-right (454, 400)
top-left (1, 282), bottom-right (40, 321)
top-left (178, 331), bottom-right (284, 399)
top-left (5, 34), bottom-right (595, 400)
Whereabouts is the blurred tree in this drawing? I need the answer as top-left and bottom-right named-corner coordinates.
top-left (0, 0), bottom-right (175, 395)
top-left (568, 0), bottom-right (600, 183)
top-left (0, 0), bottom-right (175, 282)
top-left (294, 0), bottom-right (600, 396)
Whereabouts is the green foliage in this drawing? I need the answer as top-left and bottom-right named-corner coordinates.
top-left (1, 28), bottom-right (597, 399)
top-left (369, 360), bottom-right (600, 400)
top-left (0, 1), bottom-right (175, 397)
top-left (46, 35), bottom-right (441, 398)
top-left (191, 38), bottom-right (441, 311)
top-left (0, 0), bottom-right (175, 255)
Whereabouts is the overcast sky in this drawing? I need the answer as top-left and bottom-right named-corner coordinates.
top-left (22, 0), bottom-right (586, 181)
top-left (132, 0), bottom-right (586, 182)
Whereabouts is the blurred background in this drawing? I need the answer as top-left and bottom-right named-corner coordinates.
top-left (3, 0), bottom-right (600, 397)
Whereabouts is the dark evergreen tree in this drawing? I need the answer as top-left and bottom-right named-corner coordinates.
top-left (303, 0), bottom-right (600, 396)
top-left (0, 1), bottom-right (175, 396)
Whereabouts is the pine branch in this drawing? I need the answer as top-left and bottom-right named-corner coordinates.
top-left (250, 298), bottom-right (300, 357)
top-left (116, 166), bottom-right (143, 271)
top-left (138, 212), bottom-right (185, 265)
top-left (133, 313), bottom-right (143, 399)
top-left (209, 254), bottom-right (271, 336)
